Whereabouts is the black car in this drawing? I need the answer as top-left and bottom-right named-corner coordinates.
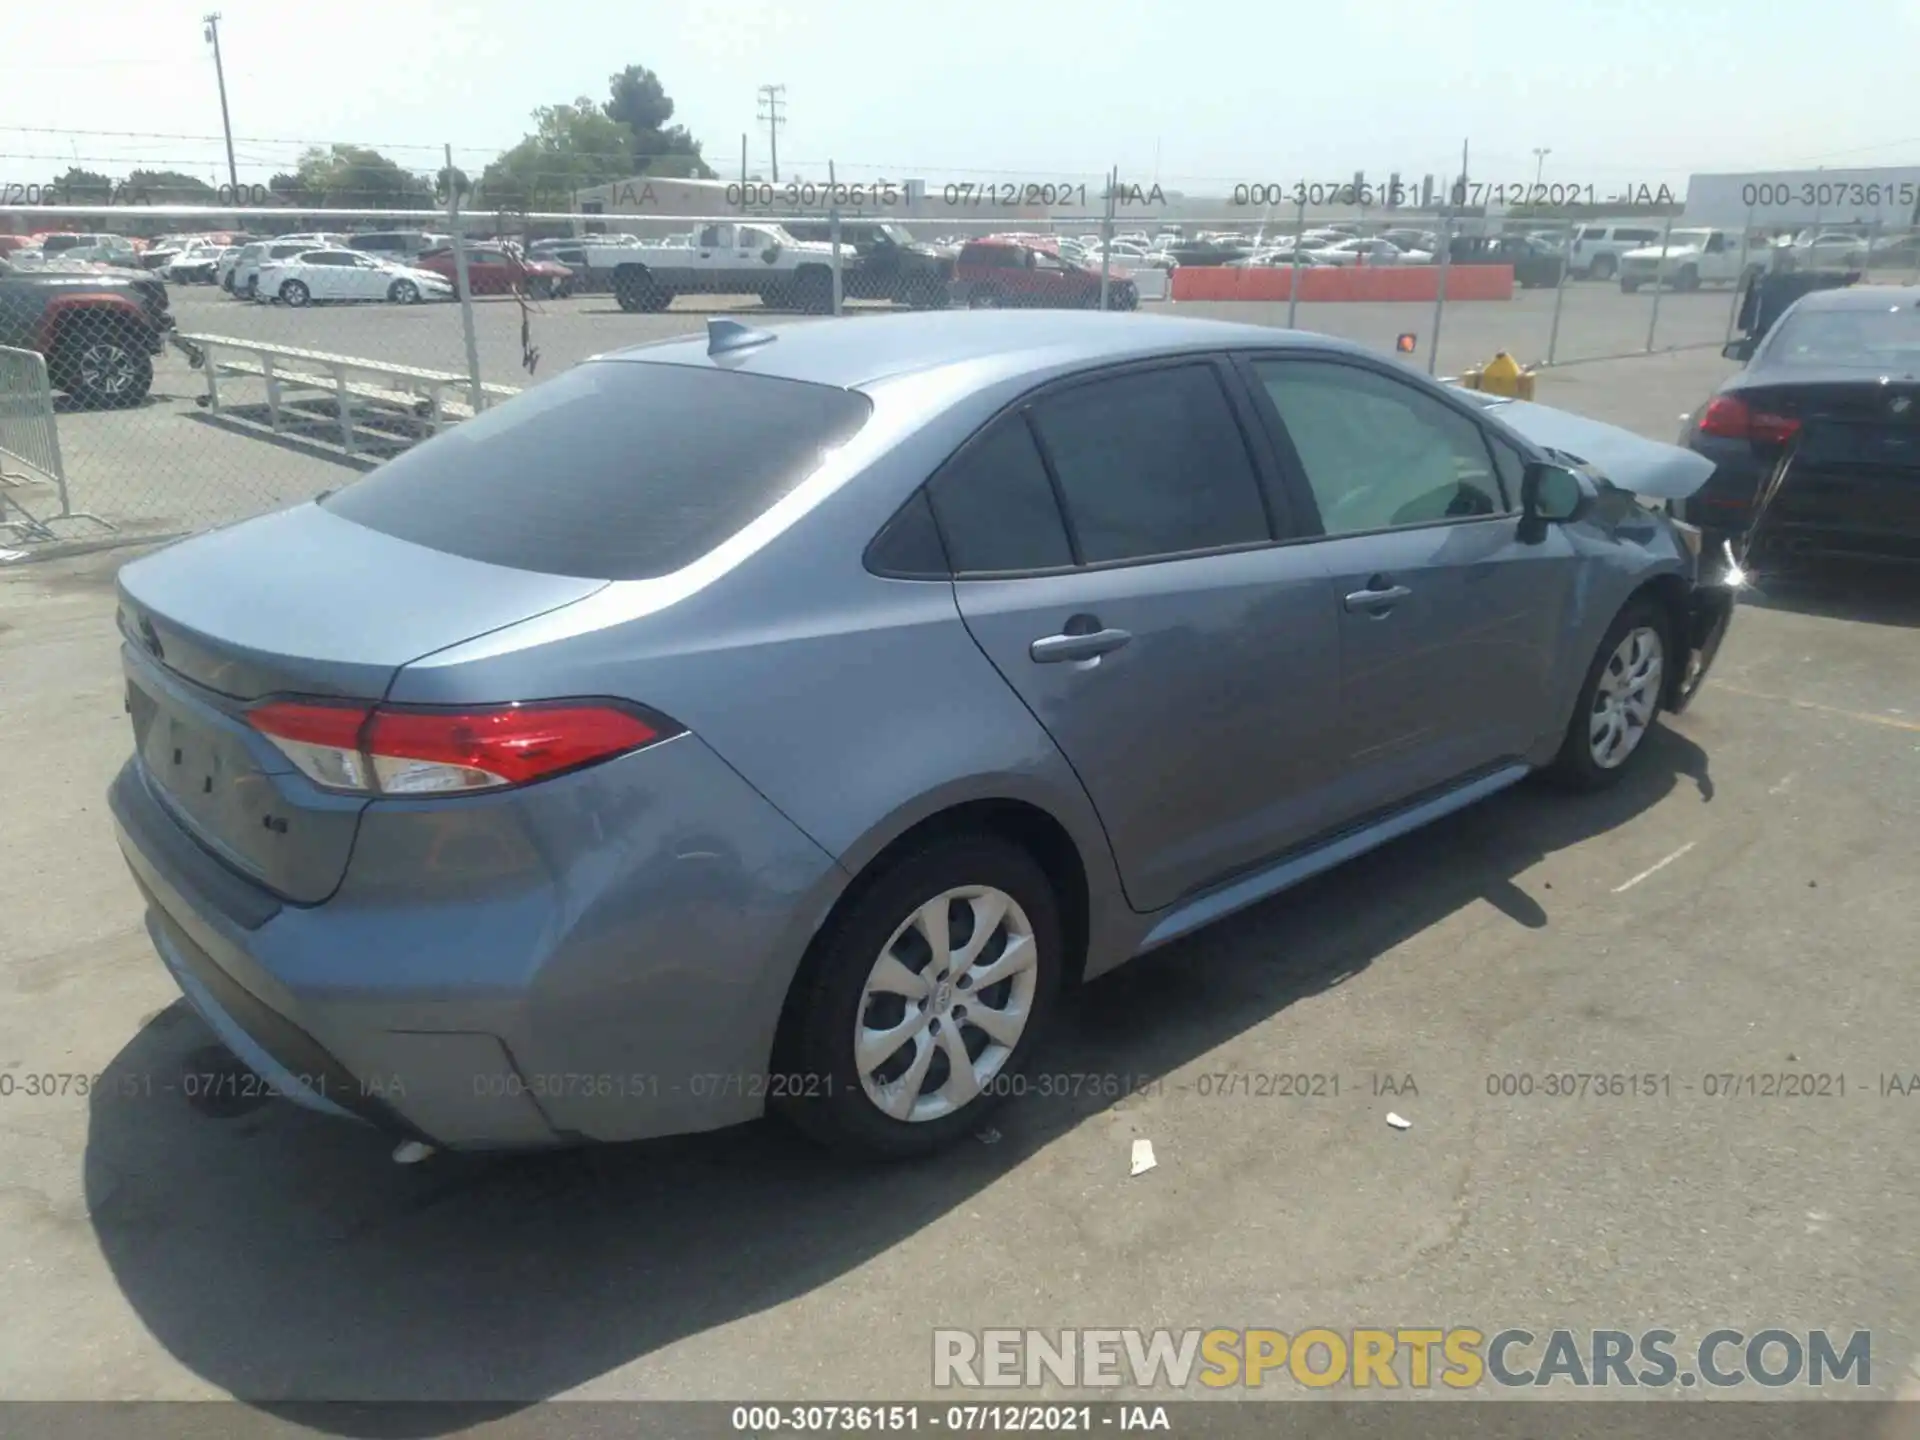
top-left (1680, 283), bottom-right (1920, 567)
top-left (1448, 234), bottom-right (1565, 287)
top-left (777, 220), bottom-right (952, 308)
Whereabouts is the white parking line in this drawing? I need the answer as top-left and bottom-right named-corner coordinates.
top-left (1612, 841), bottom-right (1699, 894)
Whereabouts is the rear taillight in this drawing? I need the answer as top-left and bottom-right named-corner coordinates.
top-left (1698, 395), bottom-right (1801, 443)
top-left (246, 699), bottom-right (678, 797)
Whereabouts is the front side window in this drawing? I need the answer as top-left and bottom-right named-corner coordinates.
top-left (1255, 360), bottom-right (1504, 535)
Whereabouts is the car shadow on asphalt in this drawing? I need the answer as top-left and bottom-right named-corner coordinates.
top-left (81, 726), bottom-right (1708, 1426)
top-left (1734, 557), bottom-right (1920, 629)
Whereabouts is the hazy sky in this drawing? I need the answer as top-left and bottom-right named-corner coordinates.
top-left (5, 0), bottom-right (1917, 198)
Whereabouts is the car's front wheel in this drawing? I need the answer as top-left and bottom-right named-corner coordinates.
top-left (279, 279), bottom-right (310, 307)
top-left (1547, 599), bottom-right (1669, 790)
top-left (388, 279), bottom-right (420, 304)
top-left (1591, 254), bottom-right (1618, 281)
top-left (777, 835), bottom-right (1064, 1158)
top-left (50, 325), bottom-right (153, 409)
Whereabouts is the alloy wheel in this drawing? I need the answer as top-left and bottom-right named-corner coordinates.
top-left (854, 886), bottom-right (1038, 1122)
top-left (1589, 625), bottom-right (1663, 768)
top-left (77, 343), bottom-right (136, 397)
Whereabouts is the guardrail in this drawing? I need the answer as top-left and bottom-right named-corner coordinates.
top-left (0, 344), bottom-right (113, 546)
top-left (180, 334), bottom-right (521, 457)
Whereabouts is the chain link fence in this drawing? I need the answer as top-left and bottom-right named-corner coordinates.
top-left (6, 156), bottom-right (1920, 556)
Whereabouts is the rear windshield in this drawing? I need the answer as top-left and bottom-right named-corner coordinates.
top-left (322, 362), bottom-right (872, 580)
top-left (1762, 302), bottom-right (1920, 369)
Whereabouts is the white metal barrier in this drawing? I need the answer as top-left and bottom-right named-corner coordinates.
top-left (0, 344), bottom-right (112, 545)
top-left (179, 334), bottom-right (521, 457)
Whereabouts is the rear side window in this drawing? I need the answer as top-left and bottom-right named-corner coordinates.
top-left (323, 363), bottom-right (871, 580)
top-left (1618, 229), bottom-right (1658, 244)
top-left (928, 417), bottom-right (1074, 574)
top-left (1027, 365), bottom-right (1271, 564)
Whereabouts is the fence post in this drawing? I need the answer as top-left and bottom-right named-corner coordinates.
top-left (1725, 202), bottom-right (1756, 346)
top-left (1545, 220), bottom-right (1573, 366)
top-left (829, 160), bottom-right (844, 316)
top-left (1099, 167), bottom-right (1116, 311)
top-left (1286, 195), bottom-right (1306, 329)
top-left (1428, 213), bottom-right (1454, 376)
top-left (445, 143), bottom-right (484, 415)
top-left (1644, 210), bottom-right (1674, 354)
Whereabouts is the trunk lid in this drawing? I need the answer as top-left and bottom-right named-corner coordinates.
top-left (116, 503), bottom-right (606, 901)
top-left (1739, 376), bottom-right (1920, 545)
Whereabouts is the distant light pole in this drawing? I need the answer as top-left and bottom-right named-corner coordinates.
top-left (1532, 147), bottom-right (1552, 191)
top-left (203, 13), bottom-right (240, 194)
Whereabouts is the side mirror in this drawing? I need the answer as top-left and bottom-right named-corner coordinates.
top-left (1722, 338), bottom-right (1756, 363)
top-left (1519, 462), bottom-right (1591, 544)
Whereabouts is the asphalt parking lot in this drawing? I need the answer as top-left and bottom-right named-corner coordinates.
top-left (1, 303), bottom-right (1917, 1416)
top-left (27, 280), bottom-right (1753, 543)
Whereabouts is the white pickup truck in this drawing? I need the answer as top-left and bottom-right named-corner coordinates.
top-left (583, 222), bottom-right (845, 313)
top-left (1617, 228), bottom-right (1763, 292)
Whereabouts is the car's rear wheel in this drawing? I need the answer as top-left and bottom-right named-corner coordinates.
top-left (1591, 254), bottom-right (1617, 281)
top-left (1547, 599), bottom-right (1669, 790)
top-left (50, 325), bottom-right (153, 409)
top-left (777, 835), bottom-right (1064, 1158)
top-left (967, 287), bottom-right (1002, 309)
top-left (1675, 264), bottom-right (1700, 292)
top-left (613, 267), bottom-right (670, 313)
top-left (280, 279), bottom-right (310, 307)
top-left (527, 275), bottom-right (554, 300)
top-left (388, 279), bottom-right (420, 305)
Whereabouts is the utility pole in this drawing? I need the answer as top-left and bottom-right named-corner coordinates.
top-left (741, 133), bottom-right (748, 183)
top-left (202, 13), bottom-right (240, 194)
top-left (756, 84), bottom-right (787, 183)
top-left (1532, 147), bottom-right (1551, 189)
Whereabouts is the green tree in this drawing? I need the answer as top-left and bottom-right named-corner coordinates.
top-left (281, 144), bottom-right (432, 209)
top-left (478, 99), bottom-right (634, 210)
top-left (603, 64), bottom-right (715, 179)
top-left (434, 165), bottom-right (471, 205)
top-left (126, 169), bottom-right (220, 203)
top-left (48, 167), bottom-right (115, 200)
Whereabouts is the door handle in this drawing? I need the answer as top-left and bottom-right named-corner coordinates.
top-left (1343, 584), bottom-right (1412, 613)
top-left (1030, 628), bottom-right (1132, 664)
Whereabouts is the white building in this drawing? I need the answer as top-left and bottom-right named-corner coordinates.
top-left (1683, 166), bottom-right (1920, 231)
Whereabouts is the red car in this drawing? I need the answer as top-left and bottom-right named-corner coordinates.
top-left (950, 236), bottom-right (1137, 310)
top-left (415, 244), bottom-right (574, 298)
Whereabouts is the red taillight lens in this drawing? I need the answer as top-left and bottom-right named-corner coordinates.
top-left (246, 700), bottom-right (676, 796)
top-left (1698, 396), bottom-right (1752, 437)
top-left (1698, 395), bottom-right (1801, 444)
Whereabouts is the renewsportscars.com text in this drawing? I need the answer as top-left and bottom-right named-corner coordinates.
top-left (932, 1327), bottom-right (1871, 1390)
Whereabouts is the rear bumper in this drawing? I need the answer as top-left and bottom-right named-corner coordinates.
top-left (109, 732), bottom-right (847, 1150)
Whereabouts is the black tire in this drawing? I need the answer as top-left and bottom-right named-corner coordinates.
top-left (792, 267), bottom-right (834, 314)
top-left (50, 324), bottom-right (153, 409)
top-left (776, 835), bottom-right (1066, 1159)
top-left (243, 276), bottom-right (258, 300)
top-left (280, 279), bottom-right (310, 307)
top-left (527, 275), bottom-right (554, 300)
top-left (967, 287), bottom-right (1001, 309)
top-left (1676, 265), bottom-right (1700, 292)
top-left (388, 279), bottom-right (420, 305)
top-left (1591, 254), bottom-right (1617, 281)
top-left (1107, 283), bottom-right (1139, 312)
top-left (1620, 278), bottom-right (1641, 294)
top-left (1545, 597), bottom-right (1672, 791)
